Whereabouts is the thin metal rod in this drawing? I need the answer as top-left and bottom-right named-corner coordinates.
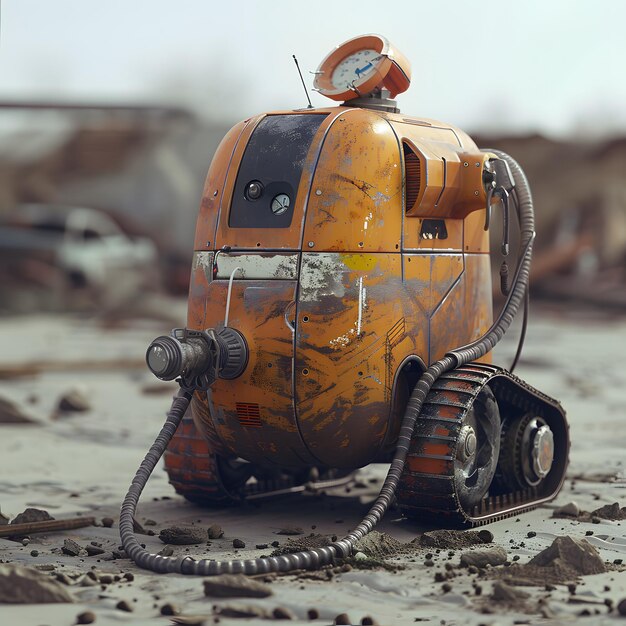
top-left (293, 55), bottom-right (313, 108)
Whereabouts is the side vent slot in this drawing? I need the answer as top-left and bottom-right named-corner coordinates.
top-left (403, 141), bottom-right (422, 213)
top-left (236, 402), bottom-right (262, 428)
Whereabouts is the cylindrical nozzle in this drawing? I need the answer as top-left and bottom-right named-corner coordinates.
top-left (146, 327), bottom-right (248, 388)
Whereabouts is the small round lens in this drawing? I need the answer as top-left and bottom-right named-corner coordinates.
top-left (246, 181), bottom-right (263, 200)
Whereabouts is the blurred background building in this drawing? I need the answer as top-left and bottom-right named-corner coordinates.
top-left (1, 0), bottom-right (625, 314)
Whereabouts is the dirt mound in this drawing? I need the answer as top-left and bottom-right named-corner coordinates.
top-left (270, 533), bottom-right (333, 556)
top-left (354, 531), bottom-right (404, 558)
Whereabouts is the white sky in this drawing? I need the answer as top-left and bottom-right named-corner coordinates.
top-left (1, 0), bottom-right (625, 137)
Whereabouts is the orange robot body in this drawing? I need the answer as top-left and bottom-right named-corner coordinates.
top-left (186, 106), bottom-right (494, 471)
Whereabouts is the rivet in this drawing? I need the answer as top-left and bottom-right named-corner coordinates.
top-left (474, 190), bottom-right (479, 196)
top-left (463, 162), bottom-right (469, 167)
top-left (358, 242), bottom-right (364, 247)
top-left (316, 189), bottom-right (322, 196)
top-left (206, 241), bottom-right (211, 247)
top-left (475, 162), bottom-right (481, 167)
top-left (213, 190), bottom-right (218, 196)
top-left (308, 241), bottom-right (315, 248)
top-left (302, 368), bottom-right (309, 376)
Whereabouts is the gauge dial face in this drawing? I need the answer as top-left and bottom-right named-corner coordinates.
top-left (331, 49), bottom-right (382, 89)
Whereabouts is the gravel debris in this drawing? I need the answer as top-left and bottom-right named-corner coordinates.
top-left (419, 529), bottom-right (493, 549)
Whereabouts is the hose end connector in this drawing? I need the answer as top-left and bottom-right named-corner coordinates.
top-left (146, 327), bottom-right (248, 390)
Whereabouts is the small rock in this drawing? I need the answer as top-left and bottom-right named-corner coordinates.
top-left (591, 502), bottom-right (626, 521)
top-left (159, 526), bottom-right (206, 545)
top-left (334, 614), bottom-right (352, 625)
top-left (528, 536), bottom-right (606, 575)
top-left (354, 551), bottom-right (368, 560)
top-left (0, 510), bottom-right (9, 525)
top-left (460, 546), bottom-right (508, 568)
top-left (78, 575), bottom-right (98, 587)
top-left (256, 543), bottom-right (268, 549)
top-left (158, 546), bottom-right (174, 557)
top-left (0, 396), bottom-right (37, 424)
top-left (144, 518), bottom-right (157, 526)
top-left (203, 573), bottom-right (273, 598)
top-left (62, 539), bottom-right (83, 557)
top-left (123, 572), bottom-right (134, 582)
top-left (0, 564), bottom-right (73, 603)
top-left (273, 606), bottom-right (295, 620)
top-left (111, 548), bottom-right (127, 559)
top-left (617, 598), bottom-right (626, 616)
top-left (160, 602), bottom-right (180, 615)
top-left (30, 550), bottom-right (39, 557)
top-left (491, 581), bottom-right (530, 603)
top-left (527, 531), bottom-right (537, 538)
top-left (554, 501), bottom-right (580, 517)
top-left (101, 517), bottom-right (114, 528)
top-left (116, 600), bottom-right (133, 612)
top-left (276, 527), bottom-right (304, 535)
top-left (208, 524), bottom-right (224, 539)
top-left (85, 545), bottom-right (105, 557)
top-left (57, 386), bottom-right (91, 413)
top-left (76, 611), bottom-right (96, 624)
top-left (233, 538), bottom-right (246, 549)
top-left (99, 574), bottom-right (113, 584)
top-left (361, 617), bottom-right (378, 625)
top-left (307, 608), bottom-right (319, 619)
top-left (11, 508), bottom-right (54, 525)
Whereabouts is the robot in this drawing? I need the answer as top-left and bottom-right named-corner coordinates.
top-left (120, 35), bottom-right (569, 575)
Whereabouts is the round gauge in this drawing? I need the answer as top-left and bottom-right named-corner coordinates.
top-left (271, 193), bottom-right (290, 215)
top-left (331, 49), bottom-right (382, 89)
top-left (314, 34), bottom-right (411, 102)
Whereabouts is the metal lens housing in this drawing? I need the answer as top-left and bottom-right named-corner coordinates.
top-left (146, 336), bottom-right (183, 381)
top-left (245, 180), bottom-right (263, 201)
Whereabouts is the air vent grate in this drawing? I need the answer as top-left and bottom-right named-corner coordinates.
top-left (236, 402), bottom-right (262, 428)
top-left (403, 142), bottom-right (421, 212)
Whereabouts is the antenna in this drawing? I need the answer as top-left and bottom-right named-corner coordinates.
top-left (292, 55), bottom-right (313, 109)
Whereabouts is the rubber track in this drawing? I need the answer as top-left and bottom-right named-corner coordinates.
top-left (397, 362), bottom-right (569, 527)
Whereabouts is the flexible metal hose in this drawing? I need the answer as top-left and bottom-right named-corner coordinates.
top-left (120, 150), bottom-right (535, 575)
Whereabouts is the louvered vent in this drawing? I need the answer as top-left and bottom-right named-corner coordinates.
top-left (403, 142), bottom-right (421, 212)
top-left (236, 402), bottom-right (262, 428)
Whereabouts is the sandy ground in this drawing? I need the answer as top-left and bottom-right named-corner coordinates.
top-left (0, 301), bottom-right (625, 626)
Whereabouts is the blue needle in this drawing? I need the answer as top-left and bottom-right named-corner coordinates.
top-left (355, 62), bottom-right (373, 77)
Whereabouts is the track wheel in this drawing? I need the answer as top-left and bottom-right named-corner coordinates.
top-left (454, 386), bottom-right (501, 509)
top-left (495, 413), bottom-right (555, 491)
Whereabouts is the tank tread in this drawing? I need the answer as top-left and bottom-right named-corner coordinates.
top-left (397, 362), bottom-right (569, 527)
top-left (164, 412), bottom-right (352, 505)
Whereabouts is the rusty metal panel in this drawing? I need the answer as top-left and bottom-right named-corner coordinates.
top-left (294, 252), bottom-right (427, 468)
top-left (193, 278), bottom-right (317, 467)
top-left (302, 108), bottom-right (403, 253)
top-left (429, 253), bottom-right (493, 363)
